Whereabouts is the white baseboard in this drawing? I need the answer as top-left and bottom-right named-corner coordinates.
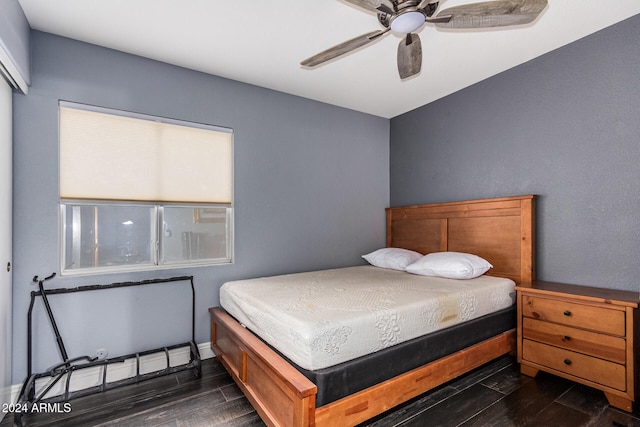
top-left (9, 342), bottom-right (214, 405)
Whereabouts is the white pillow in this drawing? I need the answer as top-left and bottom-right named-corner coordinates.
top-left (362, 248), bottom-right (423, 271)
top-left (405, 252), bottom-right (492, 279)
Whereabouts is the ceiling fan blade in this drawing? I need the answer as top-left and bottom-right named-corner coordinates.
top-left (397, 33), bottom-right (422, 79)
top-left (434, 0), bottom-right (547, 28)
top-left (301, 29), bottom-right (390, 68)
top-left (342, 0), bottom-right (387, 13)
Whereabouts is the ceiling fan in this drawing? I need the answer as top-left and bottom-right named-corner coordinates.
top-left (301, 0), bottom-right (548, 79)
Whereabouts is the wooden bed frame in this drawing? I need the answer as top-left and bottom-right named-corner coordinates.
top-left (210, 194), bottom-right (537, 426)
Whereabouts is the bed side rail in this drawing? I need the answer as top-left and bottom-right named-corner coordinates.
top-left (209, 307), bottom-right (317, 427)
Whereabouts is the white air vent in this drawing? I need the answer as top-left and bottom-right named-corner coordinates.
top-left (0, 59), bottom-right (20, 90)
top-left (0, 0), bottom-right (31, 93)
top-left (0, 37), bottom-right (29, 93)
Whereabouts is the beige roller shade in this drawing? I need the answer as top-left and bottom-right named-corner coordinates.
top-left (59, 105), bottom-right (233, 204)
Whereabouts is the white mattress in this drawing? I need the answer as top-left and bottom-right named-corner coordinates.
top-left (220, 266), bottom-right (515, 370)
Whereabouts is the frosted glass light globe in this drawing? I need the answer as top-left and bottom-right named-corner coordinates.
top-left (390, 11), bottom-right (425, 34)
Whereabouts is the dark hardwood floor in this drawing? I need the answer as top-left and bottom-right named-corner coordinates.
top-left (2, 355), bottom-right (639, 426)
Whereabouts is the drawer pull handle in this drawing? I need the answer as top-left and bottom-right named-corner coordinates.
top-left (562, 336), bottom-right (571, 342)
top-left (564, 359), bottom-right (572, 366)
top-left (563, 310), bottom-right (571, 316)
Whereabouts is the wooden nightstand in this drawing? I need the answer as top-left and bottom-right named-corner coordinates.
top-left (515, 281), bottom-right (639, 412)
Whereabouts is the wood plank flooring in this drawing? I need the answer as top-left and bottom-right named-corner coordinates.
top-left (2, 355), bottom-right (639, 426)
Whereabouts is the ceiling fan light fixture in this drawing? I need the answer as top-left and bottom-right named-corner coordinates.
top-left (390, 11), bottom-right (425, 34)
top-left (303, 0), bottom-right (549, 80)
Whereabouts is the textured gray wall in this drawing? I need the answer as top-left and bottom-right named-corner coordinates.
top-left (390, 15), bottom-right (640, 292)
top-left (12, 32), bottom-right (389, 380)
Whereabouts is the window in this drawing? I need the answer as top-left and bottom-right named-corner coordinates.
top-left (59, 102), bottom-right (233, 275)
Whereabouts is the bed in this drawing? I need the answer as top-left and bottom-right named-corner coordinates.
top-left (209, 194), bottom-right (536, 426)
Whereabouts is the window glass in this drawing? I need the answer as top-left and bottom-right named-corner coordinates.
top-left (160, 206), bottom-right (231, 265)
top-left (62, 204), bottom-right (155, 272)
top-left (61, 203), bottom-right (233, 274)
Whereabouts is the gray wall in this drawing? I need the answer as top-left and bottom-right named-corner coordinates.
top-left (390, 14), bottom-right (640, 292)
top-left (12, 31), bottom-right (390, 380)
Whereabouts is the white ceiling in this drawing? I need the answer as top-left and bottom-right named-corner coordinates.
top-left (17, 0), bottom-right (640, 118)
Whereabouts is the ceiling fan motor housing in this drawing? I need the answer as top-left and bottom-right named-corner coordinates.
top-left (377, 1), bottom-right (439, 31)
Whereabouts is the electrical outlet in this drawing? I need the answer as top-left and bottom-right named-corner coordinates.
top-left (95, 348), bottom-right (109, 360)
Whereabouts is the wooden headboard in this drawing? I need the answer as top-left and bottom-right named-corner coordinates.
top-left (386, 195), bottom-right (536, 286)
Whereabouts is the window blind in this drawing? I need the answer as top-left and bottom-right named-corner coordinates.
top-left (59, 104), bottom-right (233, 204)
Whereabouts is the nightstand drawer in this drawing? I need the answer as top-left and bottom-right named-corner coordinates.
top-left (522, 317), bottom-right (626, 364)
top-left (522, 295), bottom-right (625, 336)
top-left (522, 339), bottom-right (626, 391)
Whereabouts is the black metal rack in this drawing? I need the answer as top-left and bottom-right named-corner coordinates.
top-left (14, 274), bottom-right (201, 426)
